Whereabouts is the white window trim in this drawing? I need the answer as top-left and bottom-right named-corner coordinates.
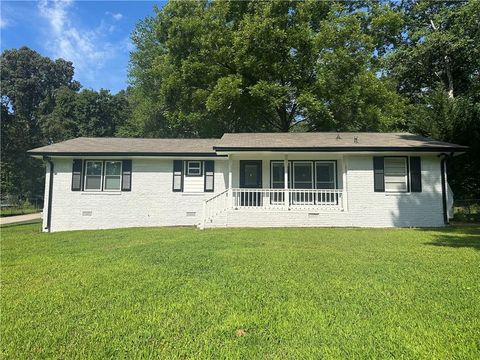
top-left (84, 160), bottom-right (103, 192)
top-left (103, 160), bottom-right (122, 192)
top-left (186, 160), bottom-right (203, 177)
top-left (315, 161), bottom-right (337, 189)
top-left (384, 157), bottom-right (408, 193)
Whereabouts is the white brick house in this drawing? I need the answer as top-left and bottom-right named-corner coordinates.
top-left (28, 132), bottom-right (466, 232)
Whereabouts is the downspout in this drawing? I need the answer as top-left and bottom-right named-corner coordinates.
top-left (44, 156), bottom-right (54, 232)
top-left (438, 152), bottom-right (454, 225)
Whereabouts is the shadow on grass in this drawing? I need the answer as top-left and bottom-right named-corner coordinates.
top-left (423, 225), bottom-right (480, 251)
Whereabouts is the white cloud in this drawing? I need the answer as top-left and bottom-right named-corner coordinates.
top-left (0, 17), bottom-right (9, 29)
top-left (37, 0), bottom-right (126, 86)
top-left (106, 11), bottom-right (123, 21)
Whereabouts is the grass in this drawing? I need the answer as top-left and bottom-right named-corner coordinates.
top-left (0, 206), bottom-right (40, 217)
top-left (1, 224), bottom-right (479, 359)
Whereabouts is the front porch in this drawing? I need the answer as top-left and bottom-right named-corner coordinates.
top-left (203, 153), bottom-right (349, 227)
top-left (203, 187), bottom-right (345, 227)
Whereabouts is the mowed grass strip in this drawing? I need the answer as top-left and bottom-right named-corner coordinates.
top-left (1, 223), bottom-right (479, 359)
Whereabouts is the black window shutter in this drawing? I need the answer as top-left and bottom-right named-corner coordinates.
top-left (373, 157), bottom-right (385, 192)
top-left (204, 160), bottom-right (214, 192)
top-left (122, 160), bottom-right (132, 191)
top-left (173, 160), bottom-right (183, 192)
top-left (71, 159), bottom-right (83, 191)
top-left (410, 157), bottom-right (422, 192)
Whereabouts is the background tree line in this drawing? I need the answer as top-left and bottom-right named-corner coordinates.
top-left (1, 0), bottom-right (479, 201)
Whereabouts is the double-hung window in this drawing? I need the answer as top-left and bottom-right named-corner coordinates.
top-left (73, 160), bottom-right (131, 192)
top-left (270, 162), bottom-right (291, 205)
top-left (84, 161), bottom-right (103, 191)
top-left (186, 161), bottom-right (202, 176)
top-left (104, 161), bottom-right (122, 191)
top-left (315, 161), bottom-right (336, 189)
top-left (292, 162), bottom-right (314, 204)
top-left (293, 162), bottom-right (314, 189)
top-left (384, 157), bottom-right (408, 192)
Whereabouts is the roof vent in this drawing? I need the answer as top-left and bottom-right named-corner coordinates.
top-left (336, 134), bottom-right (342, 140)
top-left (354, 136), bottom-right (359, 143)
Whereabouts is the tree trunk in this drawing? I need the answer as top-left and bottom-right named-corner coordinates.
top-left (430, 19), bottom-right (454, 98)
top-left (445, 55), bottom-right (454, 98)
top-left (276, 105), bottom-right (290, 132)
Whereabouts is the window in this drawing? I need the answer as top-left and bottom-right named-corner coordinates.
top-left (293, 162), bottom-right (313, 189)
top-left (384, 157), bottom-right (408, 192)
top-left (85, 161), bottom-right (103, 191)
top-left (104, 161), bottom-right (122, 191)
top-left (271, 161), bottom-right (336, 189)
top-left (315, 161), bottom-right (336, 189)
top-left (271, 162), bottom-right (291, 189)
top-left (186, 161), bottom-right (202, 176)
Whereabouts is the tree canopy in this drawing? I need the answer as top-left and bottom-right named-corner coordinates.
top-left (128, 0), bottom-right (406, 137)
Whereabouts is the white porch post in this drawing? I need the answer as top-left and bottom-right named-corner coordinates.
top-left (342, 155), bottom-right (348, 211)
top-left (284, 154), bottom-right (289, 210)
top-left (228, 155), bottom-right (233, 208)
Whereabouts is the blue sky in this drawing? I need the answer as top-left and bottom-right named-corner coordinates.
top-left (1, 1), bottom-right (166, 93)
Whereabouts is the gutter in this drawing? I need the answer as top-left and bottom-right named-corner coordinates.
top-left (44, 156), bottom-right (54, 232)
top-left (28, 151), bottom-right (224, 157)
top-left (212, 146), bottom-right (468, 153)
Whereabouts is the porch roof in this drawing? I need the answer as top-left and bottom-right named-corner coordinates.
top-left (213, 132), bottom-right (467, 152)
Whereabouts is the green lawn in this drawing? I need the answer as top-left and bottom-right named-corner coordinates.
top-left (1, 223), bottom-right (479, 359)
top-left (0, 207), bottom-right (40, 217)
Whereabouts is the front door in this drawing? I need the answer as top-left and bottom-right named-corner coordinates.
top-left (239, 160), bottom-right (262, 206)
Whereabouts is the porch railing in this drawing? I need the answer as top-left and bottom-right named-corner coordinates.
top-left (231, 188), bottom-right (344, 211)
top-left (202, 188), bottom-right (345, 227)
top-left (202, 189), bottom-right (229, 225)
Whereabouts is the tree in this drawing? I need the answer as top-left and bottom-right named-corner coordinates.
top-left (1, 47), bottom-right (80, 198)
top-left (129, 0), bottom-right (405, 137)
top-left (42, 88), bottom-right (132, 142)
top-left (388, 0), bottom-right (480, 198)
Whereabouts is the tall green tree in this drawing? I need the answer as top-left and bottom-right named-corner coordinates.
top-left (1, 47), bottom-right (80, 198)
top-left (129, 0), bottom-right (405, 137)
top-left (43, 88), bottom-right (132, 142)
top-left (388, 0), bottom-right (480, 198)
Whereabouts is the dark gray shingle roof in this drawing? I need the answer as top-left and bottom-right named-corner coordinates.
top-left (28, 137), bottom-right (219, 156)
top-left (28, 132), bottom-right (467, 156)
top-left (214, 132), bottom-right (466, 151)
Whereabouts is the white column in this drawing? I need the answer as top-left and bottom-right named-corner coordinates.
top-left (284, 154), bottom-right (289, 209)
top-left (228, 155), bottom-right (233, 207)
top-left (342, 155), bottom-right (348, 211)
